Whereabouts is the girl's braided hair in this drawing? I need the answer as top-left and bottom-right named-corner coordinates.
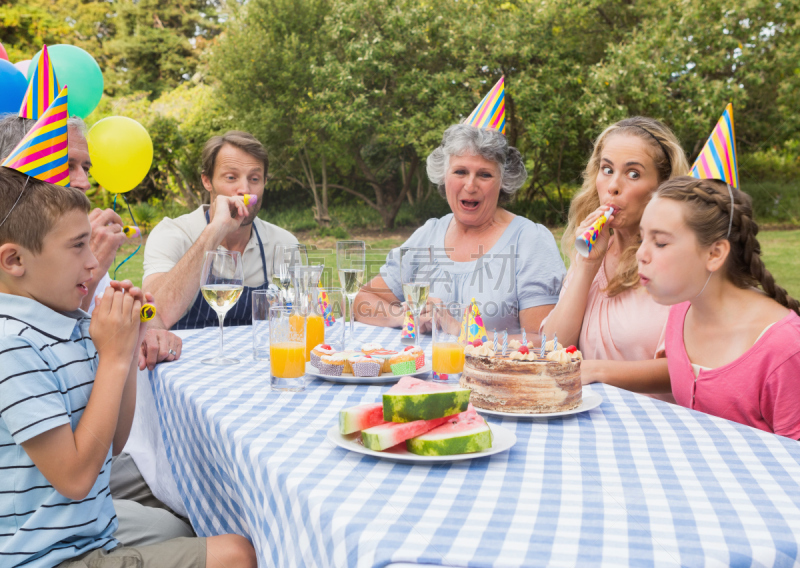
top-left (656, 176), bottom-right (800, 315)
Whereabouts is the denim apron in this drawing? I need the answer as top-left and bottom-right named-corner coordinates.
top-left (173, 210), bottom-right (269, 330)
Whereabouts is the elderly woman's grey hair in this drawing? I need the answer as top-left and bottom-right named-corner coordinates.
top-left (0, 114), bottom-right (34, 161)
top-left (0, 114), bottom-right (88, 161)
top-left (426, 123), bottom-right (528, 205)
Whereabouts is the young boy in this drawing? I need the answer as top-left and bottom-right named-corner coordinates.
top-left (0, 169), bottom-right (255, 567)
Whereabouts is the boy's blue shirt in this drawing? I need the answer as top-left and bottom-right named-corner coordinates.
top-left (0, 293), bottom-right (118, 568)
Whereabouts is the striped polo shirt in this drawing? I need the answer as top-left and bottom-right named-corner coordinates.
top-left (0, 294), bottom-right (118, 567)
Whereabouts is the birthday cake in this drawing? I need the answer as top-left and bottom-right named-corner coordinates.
top-left (460, 340), bottom-right (583, 413)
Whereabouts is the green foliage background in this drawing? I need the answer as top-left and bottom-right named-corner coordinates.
top-left (2, 0), bottom-right (799, 229)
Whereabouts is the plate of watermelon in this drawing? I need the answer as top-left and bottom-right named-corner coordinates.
top-left (328, 376), bottom-right (517, 463)
top-left (306, 362), bottom-right (432, 384)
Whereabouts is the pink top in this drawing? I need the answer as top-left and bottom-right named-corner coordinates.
top-left (545, 258), bottom-right (670, 359)
top-left (665, 301), bottom-right (800, 439)
top-left (543, 257), bottom-right (673, 402)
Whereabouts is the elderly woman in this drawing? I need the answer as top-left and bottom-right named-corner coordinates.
top-left (541, 116), bottom-right (689, 399)
top-left (354, 124), bottom-right (565, 334)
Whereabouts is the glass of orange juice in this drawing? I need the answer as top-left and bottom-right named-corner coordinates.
top-left (432, 303), bottom-right (468, 383)
top-left (269, 306), bottom-right (307, 392)
top-left (307, 287), bottom-right (345, 359)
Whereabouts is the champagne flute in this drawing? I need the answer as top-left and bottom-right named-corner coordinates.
top-left (200, 250), bottom-right (244, 365)
top-left (272, 244), bottom-right (308, 306)
top-left (400, 246), bottom-right (433, 348)
top-left (336, 240), bottom-right (366, 348)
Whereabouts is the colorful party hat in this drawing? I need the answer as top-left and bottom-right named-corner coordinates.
top-left (2, 85), bottom-right (70, 186)
top-left (465, 76), bottom-right (506, 135)
top-left (19, 45), bottom-right (61, 120)
top-left (401, 310), bottom-right (416, 342)
top-left (317, 289), bottom-right (336, 326)
top-left (458, 298), bottom-right (489, 344)
top-left (690, 103), bottom-right (739, 189)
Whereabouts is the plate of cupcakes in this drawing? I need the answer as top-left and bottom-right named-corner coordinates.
top-left (306, 343), bottom-right (431, 384)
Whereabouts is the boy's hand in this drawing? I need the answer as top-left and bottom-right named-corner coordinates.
top-left (90, 284), bottom-right (144, 368)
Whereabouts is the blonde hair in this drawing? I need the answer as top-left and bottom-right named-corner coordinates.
top-left (657, 176), bottom-right (800, 315)
top-left (562, 117), bottom-right (689, 296)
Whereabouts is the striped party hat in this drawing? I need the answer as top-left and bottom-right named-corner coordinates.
top-left (19, 45), bottom-right (61, 120)
top-left (465, 76), bottom-right (506, 134)
top-left (690, 103), bottom-right (739, 189)
top-left (2, 86), bottom-right (70, 186)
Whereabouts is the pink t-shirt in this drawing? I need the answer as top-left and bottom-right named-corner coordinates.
top-left (665, 301), bottom-right (800, 439)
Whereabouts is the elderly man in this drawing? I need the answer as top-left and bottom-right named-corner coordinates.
top-left (0, 114), bottom-right (181, 370)
top-left (143, 130), bottom-right (297, 330)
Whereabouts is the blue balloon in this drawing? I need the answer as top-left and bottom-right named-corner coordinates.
top-left (0, 60), bottom-right (28, 115)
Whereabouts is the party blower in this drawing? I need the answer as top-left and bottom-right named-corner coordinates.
top-left (575, 207), bottom-right (613, 257)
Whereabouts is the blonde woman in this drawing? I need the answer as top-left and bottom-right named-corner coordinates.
top-left (541, 117), bottom-right (688, 399)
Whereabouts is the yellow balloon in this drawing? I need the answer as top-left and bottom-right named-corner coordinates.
top-left (86, 116), bottom-right (153, 194)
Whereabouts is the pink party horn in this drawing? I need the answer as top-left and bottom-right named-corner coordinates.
top-left (575, 207), bottom-right (613, 257)
top-left (243, 194), bottom-right (258, 208)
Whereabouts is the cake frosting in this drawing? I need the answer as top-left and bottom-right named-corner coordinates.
top-left (461, 345), bottom-right (582, 413)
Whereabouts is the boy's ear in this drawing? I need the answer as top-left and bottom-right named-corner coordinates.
top-left (0, 243), bottom-right (27, 278)
top-left (706, 239), bottom-right (730, 274)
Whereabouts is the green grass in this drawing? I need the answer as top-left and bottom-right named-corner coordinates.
top-left (757, 230), bottom-right (800, 299)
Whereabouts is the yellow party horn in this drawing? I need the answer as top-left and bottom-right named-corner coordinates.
top-left (575, 207), bottom-right (613, 258)
top-left (140, 304), bottom-right (156, 322)
top-left (122, 225), bottom-right (140, 238)
top-left (242, 194), bottom-right (258, 208)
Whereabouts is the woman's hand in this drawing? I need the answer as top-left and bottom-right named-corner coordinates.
top-left (575, 205), bottom-right (615, 264)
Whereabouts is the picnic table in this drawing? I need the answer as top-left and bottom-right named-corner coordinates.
top-left (142, 323), bottom-right (800, 567)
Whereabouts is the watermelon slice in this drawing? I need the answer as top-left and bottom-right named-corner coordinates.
top-left (361, 414), bottom-right (452, 451)
top-left (339, 402), bottom-right (386, 435)
top-left (383, 376), bottom-right (470, 423)
top-left (406, 405), bottom-right (492, 456)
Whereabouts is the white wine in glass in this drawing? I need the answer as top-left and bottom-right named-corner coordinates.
top-left (200, 250), bottom-right (244, 365)
top-left (400, 246), bottom-right (433, 348)
top-left (336, 240), bottom-right (366, 348)
top-left (338, 268), bottom-right (364, 298)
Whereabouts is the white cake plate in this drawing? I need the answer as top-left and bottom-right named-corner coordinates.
top-left (475, 387), bottom-right (603, 419)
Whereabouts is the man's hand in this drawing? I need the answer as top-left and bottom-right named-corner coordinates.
top-left (139, 329), bottom-right (182, 371)
top-left (89, 208), bottom-right (128, 275)
top-left (208, 194), bottom-right (249, 237)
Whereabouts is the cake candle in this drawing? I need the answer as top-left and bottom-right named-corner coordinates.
top-left (502, 330), bottom-right (508, 356)
top-left (553, 333), bottom-right (558, 352)
top-left (540, 333), bottom-right (546, 358)
top-left (493, 331), bottom-right (498, 353)
top-left (522, 329), bottom-right (527, 348)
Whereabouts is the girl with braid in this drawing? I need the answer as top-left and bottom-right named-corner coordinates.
top-left (632, 176), bottom-right (800, 438)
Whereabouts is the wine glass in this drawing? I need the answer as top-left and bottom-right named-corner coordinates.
top-left (336, 240), bottom-right (366, 348)
top-left (200, 250), bottom-right (244, 365)
top-left (400, 246), bottom-right (433, 348)
top-left (272, 244), bottom-right (308, 306)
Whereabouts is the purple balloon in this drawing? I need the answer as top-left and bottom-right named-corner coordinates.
top-left (0, 60), bottom-right (27, 115)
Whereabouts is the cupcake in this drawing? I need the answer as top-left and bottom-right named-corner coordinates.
top-left (338, 350), bottom-right (361, 374)
top-left (367, 349), bottom-right (398, 373)
top-left (318, 353), bottom-right (346, 376)
top-left (361, 342), bottom-right (384, 355)
top-left (350, 355), bottom-right (382, 377)
top-left (388, 350), bottom-right (416, 375)
top-left (402, 345), bottom-right (425, 370)
top-left (310, 344), bottom-right (337, 368)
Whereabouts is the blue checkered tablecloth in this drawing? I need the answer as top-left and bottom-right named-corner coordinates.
top-left (149, 324), bottom-right (800, 567)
